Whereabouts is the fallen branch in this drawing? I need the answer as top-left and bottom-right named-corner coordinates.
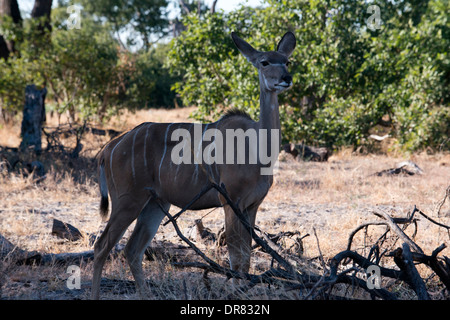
top-left (403, 243), bottom-right (450, 292)
top-left (282, 143), bottom-right (330, 162)
top-left (329, 249), bottom-right (404, 282)
top-left (18, 250), bottom-right (95, 266)
top-left (371, 208), bottom-right (423, 254)
top-left (343, 204), bottom-right (450, 298)
top-left (16, 242), bottom-right (125, 267)
top-left (392, 243), bottom-right (430, 300)
top-left (370, 161), bottom-right (423, 177)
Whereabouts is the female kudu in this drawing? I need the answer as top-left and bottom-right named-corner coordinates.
top-left (91, 31), bottom-right (296, 299)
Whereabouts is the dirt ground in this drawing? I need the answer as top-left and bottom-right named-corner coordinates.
top-left (0, 107), bottom-right (449, 300)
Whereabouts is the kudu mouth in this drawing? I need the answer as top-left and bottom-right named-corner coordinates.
top-left (275, 81), bottom-right (292, 88)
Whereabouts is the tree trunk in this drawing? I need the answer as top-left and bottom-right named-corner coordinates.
top-left (20, 85), bottom-right (47, 154)
top-left (0, 0), bottom-right (22, 59)
top-left (31, 0), bottom-right (52, 31)
top-left (0, 36), bottom-right (9, 60)
top-left (0, 0), bottom-right (21, 22)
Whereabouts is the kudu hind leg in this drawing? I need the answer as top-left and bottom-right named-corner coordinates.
top-left (124, 200), bottom-right (169, 297)
top-left (91, 197), bottom-right (142, 299)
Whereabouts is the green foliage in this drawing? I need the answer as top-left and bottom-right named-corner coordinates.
top-left (0, 56), bottom-right (31, 115)
top-left (47, 11), bottom-right (120, 120)
top-left (0, 11), bottom-right (122, 122)
top-left (75, 0), bottom-right (169, 49)
top-left (169, 11), bottom-right (242, 121)
top-left (168, 0), bottom-right (449, 152)
top-left (0, 16), bottom-right (48, 117)
top-left (0, 3), bottom-right (179, 123)
top-left (122, 44), bottom-right (181, 110)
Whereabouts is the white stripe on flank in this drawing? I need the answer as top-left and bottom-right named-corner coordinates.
top-left (174, 123), bottom-right (192, 182)
top-left (143, 123), bottom-right (152, 168)
top-left (131, 126), bottom-right (142, 182)
top-left (193, 123), bottom-right (209, 183)
top-left (213, 127), bottom-right (220, 182)
top-left (110, 131), bottom-right (130, 190)
top-left (198, 123), bottom-right (209, 160)
top-left (159, 123), bottom-right (174, 185)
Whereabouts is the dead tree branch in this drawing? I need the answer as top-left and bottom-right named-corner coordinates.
top-left (434, 185), bottom-right (450, 217)
top-left (343, 204), bottom-right (450, 298)
top-left (371, 208), bottom-right (423, 253)
top-left (392, 243), bottom-right (430, 300)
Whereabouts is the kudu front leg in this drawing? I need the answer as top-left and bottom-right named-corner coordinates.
top-left (224, 204), bottom-right (258, 277)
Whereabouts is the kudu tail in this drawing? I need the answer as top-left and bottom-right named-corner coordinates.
top-left (98, 158), bottom-right (109, 221)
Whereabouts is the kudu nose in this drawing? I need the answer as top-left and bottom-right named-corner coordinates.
top-left (282, 74), bottom-right (292, 85)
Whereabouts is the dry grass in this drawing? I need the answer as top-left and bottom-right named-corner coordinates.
top-left (1, 108), bottom-right (449, 300)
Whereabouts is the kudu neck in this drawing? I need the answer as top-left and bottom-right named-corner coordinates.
top-left (257, 79), bottom-right (282, 160)
top-left (257, 85), bottom-right (281, 132)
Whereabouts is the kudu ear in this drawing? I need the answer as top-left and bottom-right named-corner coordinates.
top-left (277, 31), bottom-right (296, 58)
top-left (231, 32), bottom-right (259, 66)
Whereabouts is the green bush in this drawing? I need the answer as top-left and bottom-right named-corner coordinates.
top-left (123, 44), bottom-right (181, 110)
top-left (0, 7), bottom-right (180, 123)
top-left (0, 17), bottom-right (47, 118)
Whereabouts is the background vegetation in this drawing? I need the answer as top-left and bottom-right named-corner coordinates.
top-left (0, 0), bottom-right (448, 152)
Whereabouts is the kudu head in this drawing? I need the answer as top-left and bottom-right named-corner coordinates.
top-left (231, 31), bottom-right (296, 93)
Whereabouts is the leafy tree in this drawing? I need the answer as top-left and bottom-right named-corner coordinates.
top-left (122, 44), bottom-right (182, 110)
top-left (46, 12), bottom-right (121, 121)
top-left (0, 0), bottom-right (22, 60)
top-left (0, 1), bottom-right (181, 124)
top-left (0, 0), bottom-right (53, 121)
top-left (0, 15), bottom-right (52, 121)
top-left (75, 0), bottom-right (169, 49)
top-left (360, 0), bottom-right (450, 151)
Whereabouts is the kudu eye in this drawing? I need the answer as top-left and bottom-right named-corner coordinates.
top-left (261, 61), bottom-right (269, 67)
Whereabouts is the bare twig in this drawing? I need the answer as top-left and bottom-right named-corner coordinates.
top-left (415, 207), bottom-right (450, 232)
top-left (313, 228), bottom-right (327, 272)
top-left (372, 208), bottom-right (423, 254)
top-left (434, 185), bottom-right (450, 217)
top-left (408, 243), bottom-right (450, 292)
top-left (346, 221), bottom-right (389, 252)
